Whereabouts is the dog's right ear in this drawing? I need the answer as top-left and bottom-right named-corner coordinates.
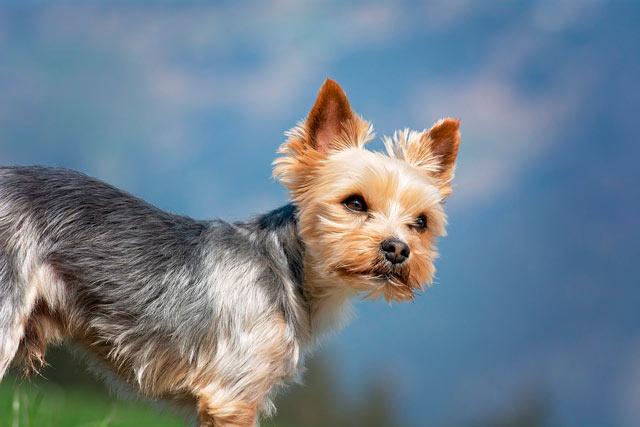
top-left (274, 79), bottom-right (372, 196)
top-left (305, 79), bottom-right (357, 153)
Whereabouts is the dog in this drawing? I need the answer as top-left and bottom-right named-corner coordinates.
top-left (0, 79), bottom-right (460, 426)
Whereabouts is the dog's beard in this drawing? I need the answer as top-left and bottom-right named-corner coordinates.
top-left (334, 258), bottom-right (416, 302)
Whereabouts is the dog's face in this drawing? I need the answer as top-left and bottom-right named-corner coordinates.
top-left (274, 80), bottom-right (460, 302)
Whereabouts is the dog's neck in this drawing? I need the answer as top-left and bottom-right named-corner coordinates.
top-left (302, 257), bottom-right (356, 340)
top-left (249, 203), bottom-right (356, 344)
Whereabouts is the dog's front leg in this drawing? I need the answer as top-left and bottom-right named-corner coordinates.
top-left (194, 315), bottom-right (296, 426)
top-left (197, 389), bottom-right (258, 427)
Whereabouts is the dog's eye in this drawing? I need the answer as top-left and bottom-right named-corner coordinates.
top-left (412, 214), bottom-right (428, 231)
top-left (343, 195), bottom-right (368, 213)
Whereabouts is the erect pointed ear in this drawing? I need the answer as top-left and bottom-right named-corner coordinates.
top-left (420, 118), bottom-right (461, 196)
top-left (305, 79), bottom-right (356, 153)
top-left (273, 79), bottom-right (372, 198)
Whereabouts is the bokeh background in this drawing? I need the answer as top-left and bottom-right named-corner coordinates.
top-left (1, 1), bottom-right (639, 426)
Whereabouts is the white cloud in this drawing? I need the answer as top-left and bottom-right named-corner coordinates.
top-left (32, 2), bottom-right (405, 118)
top-left (409, 8), bottom-right (599, 207)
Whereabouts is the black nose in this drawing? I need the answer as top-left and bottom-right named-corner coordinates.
top-left (380, 238), bottom-right (410, 264)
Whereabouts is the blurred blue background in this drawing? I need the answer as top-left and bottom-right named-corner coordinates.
top-left (1, 1), bottom-right (639, 426)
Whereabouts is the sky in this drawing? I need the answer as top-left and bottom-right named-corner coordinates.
top-left (1, 1), bottom-right (639, 426)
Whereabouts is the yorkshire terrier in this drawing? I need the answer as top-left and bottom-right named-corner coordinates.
top-left (0, 79), bottom-right (460, 426)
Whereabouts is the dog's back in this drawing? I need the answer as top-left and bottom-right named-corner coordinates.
top-left (0, 166), bottom-right (208, 378)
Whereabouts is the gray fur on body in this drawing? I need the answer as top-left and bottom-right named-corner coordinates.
top-left (0, 166), bottom-right (308, 412)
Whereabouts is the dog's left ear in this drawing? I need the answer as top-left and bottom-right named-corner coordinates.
top-left (412, 118), bottom-right (461, 197)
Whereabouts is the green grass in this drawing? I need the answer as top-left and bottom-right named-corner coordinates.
top-left (0, 379), bottom-right (187, 427)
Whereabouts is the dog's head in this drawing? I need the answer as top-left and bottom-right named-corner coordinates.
top-left (274, 79), bottom-right (460, 302)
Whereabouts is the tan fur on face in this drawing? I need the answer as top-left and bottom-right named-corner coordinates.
top-left (288, 148), bottom-right (447, 302)
top-left (274, 79), bottom-right (460, 304)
